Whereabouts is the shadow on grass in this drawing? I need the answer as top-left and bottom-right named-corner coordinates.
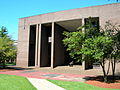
top-left (0, 65), bottom-right (34, 71)
top-left (83, 75), bottom-right (120, 83)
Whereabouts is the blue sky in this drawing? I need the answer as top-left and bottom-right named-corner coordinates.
top-left (0, 0), bottom-right (118, 40)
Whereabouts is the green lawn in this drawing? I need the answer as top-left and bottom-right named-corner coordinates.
top-left (5, 62), bottom-right (16, 66)
top-left (48, 79), bottom-right (119, 90)
top-left (0, 62), bottom-right (16, 66)
top-left (0, 74), bottom-right (36, 90)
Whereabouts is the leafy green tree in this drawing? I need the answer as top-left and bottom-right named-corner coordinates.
top-left (63, 19), bottom-right (120, 82)
top-left (0, 26), bottom-right (8, 37)
top-left (0, 26), bottom-right (16, 68)
top-left (81, 36), bottom-right (113, 82)
top-left (102, 21), bottom-right (120, 81)
top-left (109, 0), bottom-right (119, 2)
top-left (63, 31), bottom-right (84, 61)
top-left (63, 17), bottom-right (99, 62)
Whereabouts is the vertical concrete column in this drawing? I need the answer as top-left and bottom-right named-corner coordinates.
top-left (82, 18), bottom-right (86, 70)
top-left (26, 25), bottom-right (30, 67)
top-left (51, 22), bottom-right (55, 68)
top-left (35, 24), bottom-right (39, 67)
top-left (37, 24), bottom-right (41, 67)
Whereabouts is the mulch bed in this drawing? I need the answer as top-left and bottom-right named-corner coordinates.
top-left (85, 76), bottom-right (120, 89)
top-left (85, 80), bottom-right (120, 89)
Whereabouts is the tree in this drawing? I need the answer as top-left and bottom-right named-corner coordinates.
top-left (101, 21), bottom-right (120, 81)
top-left (0, 26), bottom-right (17, 68)
top-left (63, 31), bottom-right (84, 61)
top-left (109, 0), bottom-right (119, 2)
top-left (0, 26), bottom-right (8, 37)
top-left (63, 17), bottom-right (99, 62)
top-left (81, 36), bottom-right (113, 82)
top-left (63, 19), bottom-right (120, 82)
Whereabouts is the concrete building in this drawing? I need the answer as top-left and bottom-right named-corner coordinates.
top-left (16, 3), bottom-right (120, 72)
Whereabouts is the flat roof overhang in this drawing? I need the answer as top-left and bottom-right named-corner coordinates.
top-left (56, 19), bottom-right (82, 31)
top-left (40, 19), bottom-right (82, 31)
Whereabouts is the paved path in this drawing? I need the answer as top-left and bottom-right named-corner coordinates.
top-left (0, 70), bottom-right (94, 82)
top-left (0, 69), bottom-right (93, 90)
top-left (0, 68), bottom-right (97, 90)
top-left (27, 78), bottom-right (65, 90)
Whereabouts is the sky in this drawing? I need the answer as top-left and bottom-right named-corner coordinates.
top-left (0, 0), bottom-right (118, 40)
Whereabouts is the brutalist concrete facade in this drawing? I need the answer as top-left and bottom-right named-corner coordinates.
top-left (17, 3), bottom-right (120, 72)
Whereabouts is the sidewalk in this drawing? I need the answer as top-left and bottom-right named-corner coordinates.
top-left (27, 78), bottom-right (65, 90)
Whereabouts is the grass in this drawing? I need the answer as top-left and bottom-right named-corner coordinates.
top-left (0, 62), bottom-right (16, 66)
top-left (5, 62), bottom-right (16, 66)
top-left (0, 74), bottom-right (36, 90)
top-left (48, 79), bottom-right (119, 90)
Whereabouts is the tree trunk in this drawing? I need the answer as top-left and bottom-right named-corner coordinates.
top-left (3, 60), bottom-right (6, 68)
top-left (107, 60), bottom-right (110, 75)
top-left (111, 58), bottom-right (116, 82)
top-left (100, 62), bottom-right (108, 82)
top-left (113, 59), bottom-right (116, 80)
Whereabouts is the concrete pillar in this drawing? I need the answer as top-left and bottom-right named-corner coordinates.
top-left (51, 22), bottom-right (55, 68)
top-left (26, 25), bottom-right (30, 67)
top-left (35, 24), bottom-right (39, 67)
top-left (82, 18), bottom-right (85, 33)
top-left (82, 18), bottom-right (86, 70)
top-left (37, 24), bottom-right (41, 67)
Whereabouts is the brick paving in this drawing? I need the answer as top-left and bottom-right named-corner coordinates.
top-left (0, 69), bottom-right (94, 82)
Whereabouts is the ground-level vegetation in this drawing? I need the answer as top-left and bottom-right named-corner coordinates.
top-left (0, 74), bottom-right (36, 90)
top-left (0, 26), bottom-right (16, 68)
top-left (48, 79), bottom-right (119, 90)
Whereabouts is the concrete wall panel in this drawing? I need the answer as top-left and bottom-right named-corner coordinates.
top-left (19, 3), bottom-right (120, 25)
top-left (16, 24), bottom-right (30, 67)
